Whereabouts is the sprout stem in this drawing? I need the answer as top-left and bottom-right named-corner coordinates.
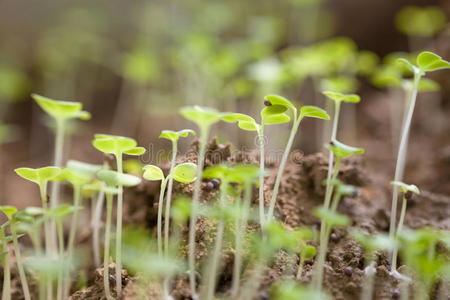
top-left (204, 180), bottom-right (228, 300)
top-left (324, 101), bottom-right (341, 206)
top-left (103, 192), bottom-right (113, 300)
top-left (392, 196), bottom-right (407, 271)
top-left (157, 177), bottom-right (169, 258)
top-left (40, 185), bottom-right (53, 300)
top-left (164, 141), bottom-right (178, 258)
top-left (92, 188), bottom-right (105, 267)
top-left (115, 154), bottom-right (124, 295)
top-left (231, 182), bottom-right (252, 298)
top-left (257, 126), bottom-right (265, 228)
top-left (296, 254), bottom-right (305, 281)
top-left (56, 220), bottom-right (64, 300)
top-left (389, 71), bottom-right (420, 271)
top-left (1, 230), bottom-right (11, 300)
top-left (11, 221), bottom-right (31, 300)
top-left (267, 116), bottom-right (301, 222)
top-left (361, 260), bottom-right (376, 300)
top-left (188, 126), bottom-right (210, 299)
top-left (312, 223), bottom-right (332, 290)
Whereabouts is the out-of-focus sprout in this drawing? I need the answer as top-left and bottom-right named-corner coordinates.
top-left (395, 6), bottom-right (446, 38)
top-left (271, 280), bottom-right (330, 300)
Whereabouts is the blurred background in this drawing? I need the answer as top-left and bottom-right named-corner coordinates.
top-left (0, 0), bottom-right (449, 206)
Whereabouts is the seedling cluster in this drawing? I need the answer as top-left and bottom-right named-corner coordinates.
top-left (1, 49), bottom-right (449, 300)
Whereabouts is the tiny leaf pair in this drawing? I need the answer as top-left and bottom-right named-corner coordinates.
top-left (159, 129), bottom-right (196, 142)
top-left (15, 167), bottom-right (61, 187)
top-left (325, 140), bottom-right (364, 158)
top-left (398, 51), bottom-right (450, 75)
top-left (143, 163), bottom-right (197, 184)
top-left (92, 134), bottom-right (146, 156)
top-left (32, 94), bottom-right (91, 121)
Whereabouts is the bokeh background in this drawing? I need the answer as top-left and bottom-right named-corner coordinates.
top-left (0, 0), bottom-right (449, 206)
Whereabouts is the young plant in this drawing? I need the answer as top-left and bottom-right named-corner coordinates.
top-left (97, 169), bottom-right (141, 300)
top-left (296, 231), bottom-right (316, 280)
top-left (390, 181), bottom-right (420, 272)
top-left (321, 91), bottom-right (360, 198)
top-left (221, 105), bottom-right (290, 227)
top-left (0, 223), bottom-right (12, 300)
top-left (179, 105), bottom-right (230, 298)
top-left (389, 51), bottom-right (449, 268)
top-left (32, 94), bottom-right (90, 253)
top-left (263, 95), bottom-right (330, 222)
top-left (92, 134), bottom-right (145, 294)
top-left (350, 229), bottom-right (396, 300)
top-left (311, 206), bottom-right (350, 290)
top-left (0, 206), bottom-right (31, 300)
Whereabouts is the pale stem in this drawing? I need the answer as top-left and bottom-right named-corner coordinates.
top-left (1, 233), bottom-right (11, 300)
top-left (389, 71), bottom-right (420, 270)
top-left (361, 260), bottom-right (376, 300)
top-left (11, 222), bottom-right (31, 300)
top-left (103, 192), bottom-right (113, 300)
top-left (92, 188), bottom-right (105, 267)
top-left (204, 180), bottom-right (228, 300)
top-left (157, 178), bottom-right (169, 258)
top-left (392, 196), bottom-right (407, 271)
top-left (400, 279), bottom-right (409, 300)
top-left (324, 101), bottom-right (340, 203)
top-left (296, 254), bottom-right (305, 281)
top-left (231, 182), bottom-right (252, 298)
top-left (164, 141), bottom-right (178, 258)
top-left (115, 153), bottom-right (124, 295)
top-left (258, 126), bottom-right (265, 228)
top-left (312, 224), bottom-right (332, 290)
top-left (41, 185), bottom-right (53, 300)
top-left (267, 116), bottom-right (300, 222)
top-left (188, 126), bottom-right (209, 299)
top-left (56, 220), bottom-right (64, 300)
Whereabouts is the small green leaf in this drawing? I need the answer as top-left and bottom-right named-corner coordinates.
top-left (416, 51), bottom-right (450, 73)
top-left (238, 121), bottom-right (260, 131)
top-left (32, 94), bottom-right (89, 121)
top-left (47, 205), bottom-right (81, 218)
top-left (173, 163), bottom-right (197, 183)
top-left (159, 129), bottom-right (196, 142)
top-left (390, 181), bottom-right (420, 195)
top-left (56, 168), bottom-right (93, 187)
top-left (313, 206), bottom-right (350, 227)
top-left (322, 91), bottom-right (360, 103)
top-left (0, 206), bottom-right (18, 219)
top-left (336, 184), bottom-right (357, 196)
top-left (397, 58), bottom-right (418, 74)
top-left (66, 160), bottom-right (103, 177)
top-left (180, 106), bottom-right (228, 129)
top-left (202, 164), bottom-right (231, 180)
top-left (325, 140), bottom-right (364, 157)
top-left (261, 105), bottom-right (291, 125)
top-left (124, 147), bottom-right (146, 156)
top-left (24, 207), bottom-right (45, 216)
top-left (299, 106), bottom-right (330, 120)
top-left (171, 196), bottom-right (192, 223)
top-left (92, 135), bottom-right (137, 155)
top-left (228, 164), bottom-right (260, 183)
top-left (300, 244), bottom-right (316, 260)
top-left (418, 78), bottom-right (440, 92)
top-left (15, 167), bottom-right (61, 186)
top-left (264, 95), bottom-right (296, 111)
top-left (221, 113), bottom-right (260, 131)
top-left (142, 165), bottom-right (165, 181)
top-left (97, 170), bottom-right (142, 187)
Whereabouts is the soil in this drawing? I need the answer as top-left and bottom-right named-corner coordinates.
top-left (62, 137), bottom-right (449, 299)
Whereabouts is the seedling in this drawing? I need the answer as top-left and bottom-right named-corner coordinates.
top-left (222, 105), bottom-right (290, 227)
top-left (390, 181), bottom-right (420, 272)
top-left (0, 206), bottom-right (31, 300)
top-left (180, 105), bottom-right (231, 298)
top-left (263, 95), bottom-right (330, 222)
top-left (97, 169), bottom-right (141, 300)
top-left (388, 51), bottom-right (449, 270)
top-left (92, 134), bottom-right (145, 294)
top-left (349, 229), bottom-right (396, 300)
top-left (321, 91), bottom-right (360, 200)
top-left (1, 223), bottom-right (12, 300)
top-left (311, 206), bottom-right (350, 290)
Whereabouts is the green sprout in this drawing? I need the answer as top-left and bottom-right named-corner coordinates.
top-left (97, 169), bottom-right (141, 300)
top-left (388, 51), bottom-right (449, 272)
top-left (0, 206), bottom-right (31, 300)
top-left (271, 280), bottom-right (330, 300)
top-left (31, 94), bottom-right (90, 223)
top-left (311, 206), bottom-right (350, 290)
top-left (296, 232), bottom-right (316, 280)
top-left (180, 105), bottom-right (230, 298)
top-left (92, 134), bottom-right (145, 295)
top-left (350, 229), bottom-right (396, 300)
top-left (263, 95), bottom-right (330, 222)
top-left (1, 222), bottom-right (12, 300)
top-left (395, 6), bottom-right (446, 38)
top-left (222, 105), bottom-right (290, 227)
top-left (390, 181), bottom-right (420, 272)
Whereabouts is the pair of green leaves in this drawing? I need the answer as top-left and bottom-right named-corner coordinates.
top-left (313, 206), bottom-right (350, 227)
top-left (15, 166), bottom-right (61, 188)
top-left (92, 134), bottom-right (146, 156)
top-left (264, 95), bottom-right (330, 121)
top-left (159, 129), bottom-right (196, 143)
top-left (323, 179), bottom-right (356, 196)
top-left (32, 94), bottom-right (91, 121)
top-left (325, 140), bottom-right (364, 158)
top-left (391, 181), bottom-right (420, 195)
top-left (97, 170), bottom-right (142, 188)
top-left (142, 163), bottom-right (197, 184)
top-left (349, 229), bottom-right (397, 253)
top-left (202, 164), bottom-right (261, 184)
top-left (180, 106), bottom-right (228, 130)
top-left (322, 91), bottom-right (360, 104)
top-left (264, 221), bottom-right (314, 253)
top-left (398, 51), bottom-right (450, 75)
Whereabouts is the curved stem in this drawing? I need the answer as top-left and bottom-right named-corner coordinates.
top-left (389, 72), bottom-right (420, 271)
top-left (392, 196), bottom-right (407, 271)
top-left (205, 180), bottom-right (228, 300)
top-left (103, 192), bottom-right (113, 300)
top-left (188, 126), bottom-right (209, 299)
top-left (115, 154), bottom-right (124, 295)
top-left (11, 221), bottom-right (31, 300)
top-left (258, 126), bottom-right (265, 228)
top-left (157, 178), bottom-right (169, 258)
top-left (267, 117), bottom-right (300, 222)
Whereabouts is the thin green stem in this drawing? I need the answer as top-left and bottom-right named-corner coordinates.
top-left (115, 154), bottom-right (124, 295)
top-left (103, 192), bottom-right (113, 300)
top-left (231, 182), bottom-right (252, 298)
top-left (267, 116), bottom-right (301, 222)
top-left (164, 141), bottom-right (178, 258)
top-left (325, 101), bottom-right (340, 204)
top-left (361, 260), bottom-right (376, 300)
top-left (258, 126), bottom-right (265, 228)
top-left (157, 178), bottom-right (169, 258)
top-left (392, 197), bottom-right (407, 271)
top-left (312, 224), bottom-right (332, 290)
top-left (56, 220), bottom-right (64, 300)
top-left (389, 71), bottom-right (421, 271)
top-left (92, 188), bottom-right (105, 267)
top-left (1, 231), bottom-right (11, 300)
top-left (204, 180), bottom-right (228, 300)
top-left (11, 221), bottom-right (31, 300)
top-left (188, 126), bottom-right (209, 299)
top-left (296, 256), bottom-right (305, 281)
